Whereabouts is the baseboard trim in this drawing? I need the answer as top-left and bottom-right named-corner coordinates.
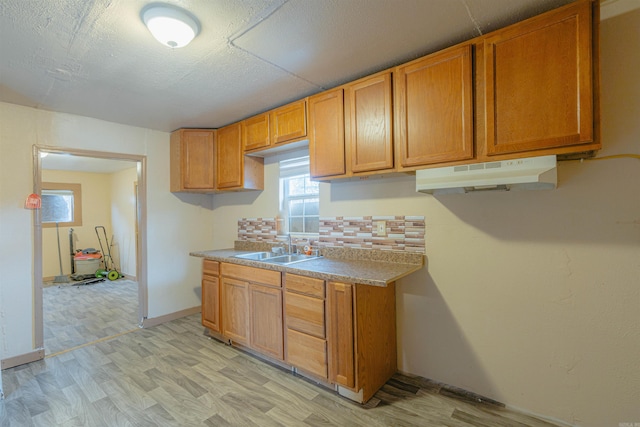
top-left (1, 349), bottom-right (45, 370)
top-left (141, 306), bottom-right (201, 328)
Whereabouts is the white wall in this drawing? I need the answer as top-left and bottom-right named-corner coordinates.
top-left (208, 10), bottom-right (640, 427)
top-left (0, 7), bottom-right (637, 426)
top-left (0, 103), bottom-right (214, 362)
top-left (41, 170), bottom-right (114, 278)
top-left (110, 167), bottom-right (138, 277)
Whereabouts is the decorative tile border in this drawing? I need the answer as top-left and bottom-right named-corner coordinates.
top-left (238, 215), bottom-right (425, 253)
top-left (319, 216), bottom-right (425, 253)
top-left (237, 218), bottom-right (278, 242)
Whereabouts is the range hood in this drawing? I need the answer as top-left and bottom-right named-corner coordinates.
top-left (416, 155), bottom-right (557, 195)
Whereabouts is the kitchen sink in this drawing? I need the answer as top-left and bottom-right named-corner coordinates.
top-left (233, 251), bottom-right (277, 261)
top-left (262, 254), bottom-right (321, 265)
top-left (233, 252), bottom-right (321, 265)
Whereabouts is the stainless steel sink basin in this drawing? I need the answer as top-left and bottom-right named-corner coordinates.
top-left (233, 251), bottom-right (277, 261)
top-left (262, 254), bottom-right (321, 265)
top-left (233, 252), bottom-right (321, 265)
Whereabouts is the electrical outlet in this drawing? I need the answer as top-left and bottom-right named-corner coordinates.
top-left (375, 220), bottom-right (387, 236)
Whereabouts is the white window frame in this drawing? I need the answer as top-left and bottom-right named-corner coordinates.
top-left (279, 156), bottom-right (319, 235)
top-left (41, 182), bottom-right (83, 228)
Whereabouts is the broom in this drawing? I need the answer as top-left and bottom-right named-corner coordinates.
top-left (54, 222), bottom-right (70, 283)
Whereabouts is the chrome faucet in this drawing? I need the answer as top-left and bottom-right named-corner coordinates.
top-left (287, 234), bottom-right (292, 254)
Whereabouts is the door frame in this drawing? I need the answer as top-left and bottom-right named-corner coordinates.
top-left (32, 145), bottom-right (148, 350)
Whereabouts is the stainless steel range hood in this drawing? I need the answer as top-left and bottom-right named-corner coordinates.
top-left (416, 155), bottom-right (557, 195)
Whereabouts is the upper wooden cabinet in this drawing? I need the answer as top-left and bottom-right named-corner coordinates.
top-left (270, 99), bottom-right (307, 145)
top-left (242, 100), bottom-right (308, 154)
top-left (346, 72), bottom-right (394, 173)
top-left (242, 113), bottom-right (270, 152)
top-left (216, 123), bottom-right (243, 189)
top-left (308, 89), bottom-right (347, 178)
top-left (481, 0), bottom-right (597, 157)
top-left (309, 73), bottom-right (394, 179)
top-left (216, 122), bottom-right (264, 191)
top-left (170, 129), bottom-right (215, 192)
top-left (394, 44), bottom-right (474, 169)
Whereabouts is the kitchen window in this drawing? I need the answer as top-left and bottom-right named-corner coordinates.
top-left (279, 156), bottom-right (319, 234)
top-left (41, 182), bottom-right (82, 228)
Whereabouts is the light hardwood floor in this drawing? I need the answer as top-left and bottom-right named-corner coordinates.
top-left (1, 312), bottom-right (564, 426)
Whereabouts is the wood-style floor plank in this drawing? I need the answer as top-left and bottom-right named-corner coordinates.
top-left (2, 280), bottom-right (567, 427)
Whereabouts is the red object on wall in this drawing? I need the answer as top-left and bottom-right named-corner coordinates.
top-left (25, 193), bottom-right (41, 209)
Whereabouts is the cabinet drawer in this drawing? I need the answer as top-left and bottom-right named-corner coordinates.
top-left (285, 274), bottom-right (324, 298)
top-left (285, 291), bottom-right (325, 338)
top-left (203, 260), bottom-right (219, 276)
top-left (287, 329), bottom-right (327, 379)
top-left (222, 263), bottom-right (281, 287)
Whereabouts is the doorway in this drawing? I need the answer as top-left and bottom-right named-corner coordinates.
top-left (33, 146), bottom-right (148, 356)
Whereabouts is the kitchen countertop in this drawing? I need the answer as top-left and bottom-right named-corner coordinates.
top-left (190, 247), bottom-right (424, 287)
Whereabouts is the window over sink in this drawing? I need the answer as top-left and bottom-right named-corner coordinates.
top-left (279, 156), bottom-right (319, 234)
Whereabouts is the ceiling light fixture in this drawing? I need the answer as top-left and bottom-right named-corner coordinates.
top-left (141, 3), bottom-right (200, 48)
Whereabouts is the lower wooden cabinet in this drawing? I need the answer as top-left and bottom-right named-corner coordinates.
top-left (327, 282), bottom-right (355, 388)
top-left (249, 283), bottom-right (283, 360)
top-left (327, 281), bottom-right (397, 403)
top-left (286, 328), bottom-right (328, 379)
top-left (201, 260), bottom-right (220, 332)
top-left (201, 264), bottom-right (397, 403)
top-left (284, 274), bottom-right (328, 379)
top-left (219, 263), bottom-right (283, 360)
top-left (221, 277), bottom-right (250, 345)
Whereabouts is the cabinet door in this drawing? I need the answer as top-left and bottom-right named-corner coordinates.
top-left (347, 73), bottom-right (394, 173)
top-left (395, 45), bottom-right (474, 167)
top-left (308, 89), bottom-right (346, 178)
top-left (249, 284), bottom-right (284, 360)
top-left (483, 0), bottom-right (593, 155)
top-left (216, 123), bottom-right (243, 189)
top-left (170, 129), bottom-right (215, 192)
top-left (327, 282), bottom-right (355, 388)
top-left (183, 130), bottom-right (215, 189)
top-left (222, 277), bottom-right (249, 345)
top-left (270, 100), bottom-right (307, 145)
top-left (243, 113), bottom-right (270, 152)
top-left (202, 276), bottom-right (220, 333)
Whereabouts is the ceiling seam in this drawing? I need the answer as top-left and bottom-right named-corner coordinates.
top-left (228, 0), bottom-right (290, 42)
top-left (226, 0), bottom-right (326, 92)
top-left (228, 43), bottom-right (327, 92)
top-left (460, 0), bottom-right (483, 36)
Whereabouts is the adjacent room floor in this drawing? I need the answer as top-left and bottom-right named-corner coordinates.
top-left (43, 278), bottom-right (139, 356)
top-left (1, 312), bottom-right (563, 426)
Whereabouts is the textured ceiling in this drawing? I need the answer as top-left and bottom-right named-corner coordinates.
top-left (2, 0), bottom-right (580, 133)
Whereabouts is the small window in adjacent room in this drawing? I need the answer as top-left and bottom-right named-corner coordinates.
top-left (41, 183), bottom-right (82, 227)
top-left (279, 156), bottom-right (319, 234)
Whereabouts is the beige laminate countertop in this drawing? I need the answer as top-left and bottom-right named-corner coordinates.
top-left (190, 248), bottom-right (424, 287)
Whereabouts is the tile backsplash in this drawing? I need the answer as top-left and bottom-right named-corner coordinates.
top-left (237, 218), bottom-right (278, 242)
top-left (238, 216), bottom-right (425, 253)
top-left (319, 216), bottom-right (425, 253)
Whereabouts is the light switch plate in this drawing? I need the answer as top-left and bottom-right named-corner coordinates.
top-left (375, 220), bottom-right (387, 236)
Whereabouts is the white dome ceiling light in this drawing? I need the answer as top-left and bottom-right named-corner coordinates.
top-left (141, 3), bottom-right (200, 48)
